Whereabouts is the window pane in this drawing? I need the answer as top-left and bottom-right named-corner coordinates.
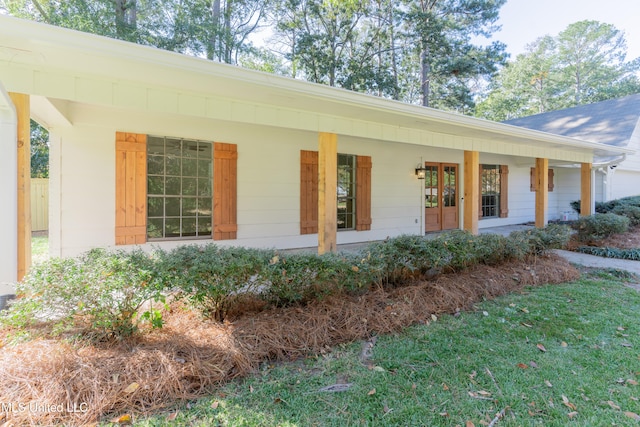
top-left (198, 217), bottom-right (212, 235)
top-left (198, 197), bottom-right (212, 215)
top-left (182, 177), bottom-right (197, 196)
top-left (182, 157), bottom-right (197, 177)
top-left (147, 137), bottom-right (164, 155)
top-left (182, 218), bottom-right (197, 236)
top-left (166, 156), bottom-right (181, 176)
top-left (165, 218), bottom-right (181, 238)
top-left (165, 197), bottom-right (180, 217)
top-left (199, 142), bottom-right (212, 160)
top-left (183, 139), bottom-right (199, 158)
top-left (148, 197), bottom-right (163, 217)
top-left (148, 155), bottom-right (164, 175)
top-left (199, 178), bottom-right (212, 197)
top-left (166, 177), bottom-right (181, 195)
top-left (336, 153), bottom-right (356, 230)
top-left (166, 138), bottom-right (181, 156)
top-left (183, 198), bottom-right (197, 216)
top-left (147, 218), bottom-right (163, 239)
top-left (198, 159), bottom-right (212, 178)
top-left (147, 176), bottom-right (164, 195)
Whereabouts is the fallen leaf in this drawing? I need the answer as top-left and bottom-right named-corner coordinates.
top-left (482, 311), bottom-right (489, 316)
top-left (110, 414), bottom-right (132, 424)
top-left (545, 380), bottom-right (553, 388)
top-left (383, 403), bottom-right (391, 414)
top-left (625, 411), bottom-right (640, 420)
top-left (123, 383), bottom-right (140, 394)
top-left (537, 344), bottom-right (547, 352)
top-left (568, 411), bottom-right (578, 419)
top-left (618, 326), bottom-right (626, 331)
top-left (442, 383), bottom-right (449, 391)
top-left (561, 341), bottom-right (568, 347)
top-left (529, 361), bottom-right (538, 368)
top-left (628, 379), bottom-right (639, 386)
top-left (517, 363), bottom-right (529, 369)
top-left (562, 395), bottom-right (577, 410)
top-left (373, 366), bottom-right (386, 372)
top-left (521, 307), bottom-right (529, 313)
top-left (211, 401), bottom-right (219, 409)
top-left (318, 383), bottom-right (353, 392)
top-left (368, 388), bottom-right (376, 396)
top-left (411, 383), bottom-right (417, 390)
top-left (439, 412), bottom-right (449, 417)
top-left (466, 421), bottom-right (475, 427)
top-left (431, 314), bottom-right (438, 322)
top-left (166, 412), bottom-right (178, 421)
top-left (477, 390), bottom-right (492, 396)
top-left (274, 397), bottom-right (286, 404)
top-left (521, 322), bottom-right (533, 328)
top-left (621, 343), bottom-right (633, 348)
top-left (606, 400), bottom-right (621, 410)
top-left (249, 385), bottom-right (254, 393)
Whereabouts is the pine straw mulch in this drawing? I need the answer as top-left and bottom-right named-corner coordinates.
top-left (0, 254), bottom-right (579, 426)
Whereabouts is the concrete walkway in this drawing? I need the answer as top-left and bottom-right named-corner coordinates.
top-left (553, 249), bottom-right (640, 276)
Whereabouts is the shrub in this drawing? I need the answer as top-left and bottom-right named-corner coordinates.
top-left (161, 245), bottom-right (272, 321)
top-left (576, 246), bottom-right (640, 261)
top-left (571, 213), bottom-right (630, 242)
top-left (508, 224), bottom-right (571, 255)
top-left (611, 204), bottom-right (640, 226)
top-left (1, 249), bottom-right (166, 339)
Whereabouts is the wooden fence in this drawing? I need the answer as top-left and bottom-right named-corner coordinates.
top-left (31, 178), bottom-right (48, 231)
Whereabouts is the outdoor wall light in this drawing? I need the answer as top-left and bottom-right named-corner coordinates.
top-left (415, 165), bottom-right (426, 179)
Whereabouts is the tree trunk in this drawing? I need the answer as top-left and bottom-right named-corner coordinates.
top-left (114, 0), bottom-right (137, 40)
top-left (421, 39), bottom-right (430, 107)
top-left (208, 0), bottom-right (221, 60)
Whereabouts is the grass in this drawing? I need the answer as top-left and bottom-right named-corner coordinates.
top-left (122, 270), bottom-right (640, 426)
top-left (31, 233), bottom-right (49, 265)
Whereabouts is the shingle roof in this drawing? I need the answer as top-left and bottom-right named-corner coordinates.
top-left (504, 94), bottom-right (640, 148)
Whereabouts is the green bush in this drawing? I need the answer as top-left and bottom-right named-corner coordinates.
top-left (572, 213), bottom-right (630, 242)
top-left (576, 246), bottom-right (640, 261)
top-left (161, 245), bottom-right (272, 321)
top-left (611, 204), bottom-right (640, 226)
top-left (2, 224), bottom-right (572, 339)
top-left (1, 249), bottom-right (166, 339)
top-left (571, 195), bottom-right (640, 215)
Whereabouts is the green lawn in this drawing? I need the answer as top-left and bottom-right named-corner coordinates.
top-left (31, 233), bottom-right (49, 265)
top-left (127, 269), bottom-right (640, 426)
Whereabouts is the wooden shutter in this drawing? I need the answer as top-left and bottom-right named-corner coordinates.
top-left (356, 155), bottom-right (372, 231)
top-left (531, 167), bottom-right (554, 192)
top-left (499, 165), bottom-right (509, 218)
top-left (300, 150), bottom-right (319, 234)
top-left (214, 142), bottom-right (238, 240)
top-left (115, 132), bottom-right (147, 245)
top-left (478, 164), bottom-right (484, 219)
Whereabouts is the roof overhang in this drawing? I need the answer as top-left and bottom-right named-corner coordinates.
top-left (0, 15), bottom-right (633, 163)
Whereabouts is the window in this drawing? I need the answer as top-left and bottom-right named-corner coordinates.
top-left (337, 153), bottom-right (356, 230)
top-left (116, 132), bottom-right (237, 245)
top-left (480, 164), bottom-right (509, 219)
top-left (530, 168), bottom-right (555, 192)
top-left (300, 151), bottom-right (371, 234)
top-left (147, 136), bottom-right (213, 239)
top-left (481, 165), bottom-right (500, 218)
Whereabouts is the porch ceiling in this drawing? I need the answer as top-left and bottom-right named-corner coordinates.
top-left (0, 15), bottom-right (633, 162)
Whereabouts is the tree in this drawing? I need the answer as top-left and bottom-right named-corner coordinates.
top-left (477, 20), bottom-right (640, 121)
top-left (401, 0), bottom-right (508, 110)
top-left (31, 120), bottom-right (49, 178)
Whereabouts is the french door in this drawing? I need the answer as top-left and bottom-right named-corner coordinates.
top-left (424, 162), bottom-right (459, 232)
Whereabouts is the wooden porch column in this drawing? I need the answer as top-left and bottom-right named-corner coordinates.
top-left (318, 132), bottom-right (337, 254)
top-left (9, 93), bottom-right (31, 281)
top-left (463, 150), bottom-right (479, 235)
top-left (580, 163), bottom-right (592, 216)
top-left (535, 157), bottom-right (548, 228)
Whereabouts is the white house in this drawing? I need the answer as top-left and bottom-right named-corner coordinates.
top-left (0, 16), bottom-right (633, 284)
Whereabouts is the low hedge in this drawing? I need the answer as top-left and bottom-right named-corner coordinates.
top-left (1, 225), bottom-right (572, 340)
top-left (571, 213), bottom-right (630, 242)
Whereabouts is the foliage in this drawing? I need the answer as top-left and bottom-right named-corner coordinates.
top-left (0, 249), bottom-right (165, 339)
top-left (576, 245), bottom-right (640, 261)
top-left (571, 196), bottom-right (640, 225)
top-left (509, 224), bottom-right (573, 255)
top-left (477, 20), bottom-right (640, 121)
top-left (134, 272), bottom-right (640, 426)
top-left (571, 213), bottom-right (630, 242)
top-left (2, 225), bottom-right (571, 338)
top-left (30, 120), bottom-right (49, 178)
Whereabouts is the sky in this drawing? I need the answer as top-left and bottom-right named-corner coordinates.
top-left (485, 0), bottom-right (640, 60)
